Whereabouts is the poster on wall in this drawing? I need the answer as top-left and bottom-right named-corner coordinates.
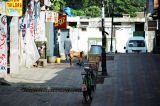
top-left (45, 11), bottom-right (58, 22)
top-left (0, 15), bottom-right (7, 74)
top-left (6, 0), bottom-right (23, 16)
top-left (54, 15), bottom-right (67, 29)
top-left (0, 2), bottom-right (6, 15)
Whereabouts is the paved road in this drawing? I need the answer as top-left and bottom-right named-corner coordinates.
top-left (1, 54), bottom-right (160, 106)
top-left (1, 63), bottom-right (85, 106)
top-left (92, 54), bottom-right (160, 106)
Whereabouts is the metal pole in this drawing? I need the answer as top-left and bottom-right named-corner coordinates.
top-left (101, 0), bottom-right (108, 76)
top-left (110, 0), bottom-right (114, 52)
top-left (158, 0), bottom-right (160, 34)
top-left (158, 0), bottom-right (160, 24)
top-left (156, 0), bottom-right (160, 53)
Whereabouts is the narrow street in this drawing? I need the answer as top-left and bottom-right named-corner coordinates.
top-left (0, 54), bottom-right (160, 106)
top-left (92, 53), bottom-right (160, 106)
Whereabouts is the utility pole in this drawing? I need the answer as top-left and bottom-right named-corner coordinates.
top-left (158, 0), bottom-right (160, 31)
top-left (156, 0), bottom-right (160, 53)
top-left (110, 0), bottom-right (114, 53)
top-left (158, 0), bottom-right (160, 35)
top-left (101, 0), bottom-right (108, 76)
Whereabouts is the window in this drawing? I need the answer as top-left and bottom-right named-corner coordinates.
top-left (81, 28), bottom-right (87, 31)
top-left (128, 40), bottom-right (145, 47)
top-left (80, 22), bottom-right (89, 26)
top-left (68, 22), bottom-right (77, 28)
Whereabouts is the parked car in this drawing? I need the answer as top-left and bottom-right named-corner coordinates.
top-left (124, 36), bottom-right (147, 53)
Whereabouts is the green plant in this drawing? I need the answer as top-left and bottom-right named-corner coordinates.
top-left (72, 9), bottom-right (85, 16)
top-left (84, 6), bottom-right (101, 17)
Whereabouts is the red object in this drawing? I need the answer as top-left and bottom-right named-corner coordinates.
top-left (54, 15), bottom-right (67, 29)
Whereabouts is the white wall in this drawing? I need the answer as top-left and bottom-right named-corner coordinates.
top-left (115, 25), bottom-right (134, 53)
top-left (146, 31), bottom-right (155, 52)
top-left (10, 17), bottom-right (19, 74)
top-left (0, 15), bottom-right (7, 77)
top-left (35, 12), bottom-right (46, 41)
top-left (69, 25), bottom-right (135, 54)
top-left (78, 28), bottom-right (102, 54)
top-left (67, 17), bottom-right (144, 54)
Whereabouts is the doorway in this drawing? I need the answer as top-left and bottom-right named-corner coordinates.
top-left (59, 29), bottom-right (69, 57)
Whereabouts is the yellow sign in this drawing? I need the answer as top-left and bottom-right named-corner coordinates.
top-left (6, 0), bottom-right (23, 16)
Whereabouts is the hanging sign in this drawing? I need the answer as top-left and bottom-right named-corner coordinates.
top-left (54, 15), bottom-right (67, 29)
top-left (6, 0), bottom-right (23, 16)
top-left (46, 11), bottom-right (59, 22)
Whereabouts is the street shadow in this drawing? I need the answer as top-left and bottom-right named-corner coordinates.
top-left (0, 59), bottom-right (93, 106)
top-left (0, 57), bottom-right (115, 106)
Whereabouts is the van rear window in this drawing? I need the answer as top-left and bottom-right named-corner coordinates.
top-left (128, 40), bottom-right (145, 47)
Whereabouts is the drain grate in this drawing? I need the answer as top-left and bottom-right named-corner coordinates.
top-left (21, 87), bottom-right (82, 93)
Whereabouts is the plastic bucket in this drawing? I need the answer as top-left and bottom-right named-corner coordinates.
top-left (56, 57), bottom-right (61, 63)
top-left (90, 45), bottom-right (102, 54)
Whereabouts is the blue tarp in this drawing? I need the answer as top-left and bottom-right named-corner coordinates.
top-left (64, 7), bottom-right (73, 17)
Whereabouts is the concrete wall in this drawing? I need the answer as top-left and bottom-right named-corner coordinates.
top-left (0, 15), bottom-right (7, 77)
top-left (146, 31), bottom-right (155, 52)
top-left (67, 17), bottom-right (143, 53)
top-left (35, 11), bottom-right (46, 41)
top-left (46, 22), bottom-right (54, 57)
top-left (115, 25), bottom-right (135, 53)
top-left (10, 17), bottom-right (19, 74)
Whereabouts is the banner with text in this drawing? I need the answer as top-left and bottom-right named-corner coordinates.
top-left (54, 15), bottom-right (67, 29)
top-left (6, 0), bottom-right (23, 16)
top-left (46, 11), bottom-right (58, 23)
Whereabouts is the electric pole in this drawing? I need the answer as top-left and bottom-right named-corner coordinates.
top-left (110, 0), bottom-right (114, 53)
top-left (101, 0), bottom-right (108, 76)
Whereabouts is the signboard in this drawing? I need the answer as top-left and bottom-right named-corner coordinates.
top-left (46, 11), bottom-right (58, 22)
top-left (0, 2), bottom-right (6, 15)
top-left (0, 15), bottom-right (7, 74)
top-left (6, 0), bottom-right (23, 16)
top-left (54, 15), bottom-right (67, 29)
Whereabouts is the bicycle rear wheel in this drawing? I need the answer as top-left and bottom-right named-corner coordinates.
top-left (82, 88), bottom-right (93, 103)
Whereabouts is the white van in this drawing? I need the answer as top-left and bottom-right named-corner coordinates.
top-left (124, 36), bottom-right (147, 53)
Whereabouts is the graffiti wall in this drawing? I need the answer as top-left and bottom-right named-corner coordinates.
top-left (0, 15), bottom-right (7, 74)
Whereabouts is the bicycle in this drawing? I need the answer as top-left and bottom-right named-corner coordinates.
top-left (81, 66), bottom-right (96, 103)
